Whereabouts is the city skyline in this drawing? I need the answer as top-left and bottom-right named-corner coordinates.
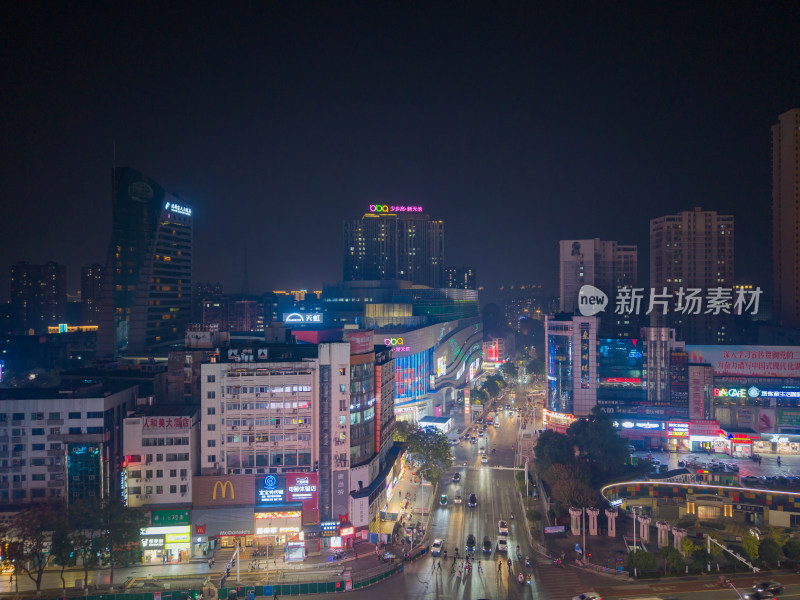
top-left (2, 4), bottom-right (799, 306)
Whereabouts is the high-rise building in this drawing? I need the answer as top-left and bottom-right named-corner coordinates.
top-left (772, 108), bottom-right (800, 328)
top-left (445, 267), bottom-right (476, 290)
top-left (9, 261), bottom-right (67, 333)
top-left (559, 239), bottom-right (638, 338)
top-left (650, 207), bottom-right (734, 344)
top-left (98, 167), bottom-right (193, 356)
top-left (343, 208), bottom-right (444, 288)
top-left (81, 264), bottom-right (103, 325)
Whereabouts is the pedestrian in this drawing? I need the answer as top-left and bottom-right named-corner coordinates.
top-left (432, 561), bottom-right (436, 572)
top-left (437, 561), bottom-right (442, 571)
top-left (273, 591), bottom-right (278, 600)
top-left (498, 560), bottom-right (502, 573)
top-left (477, 560), bottom-right (482, 572)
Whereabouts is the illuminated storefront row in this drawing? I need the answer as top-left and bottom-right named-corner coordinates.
top-left (141, 510), bottom-right (191, 563)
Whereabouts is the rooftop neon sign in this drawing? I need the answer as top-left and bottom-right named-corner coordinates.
top-left (165, 202), bottom-right (192, 216)
top-left (370, 204), bottom-right (423, 213)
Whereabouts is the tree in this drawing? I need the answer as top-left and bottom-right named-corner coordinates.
top-left (1, 504), bottom-right (60, 591)
top-left (659, 545), bottom-right (683, 574)
top-left (681, 538), bottom-right (699, 559)
top-left (705, 532), bottom-right (724, 558)
top-left (482, 375), bottom-right (503, 398)
top-left (70, 498), bottom-right (105, 588)
top-left (470, 386), bottom-right (488, 404)
top-left (533, 429), bottom-right (577, 473)
top-left (758, 538), bottom-right (782, 567)
top-left (526, 358), bottom-right (544, 376)
top-left (742, 532), bottom-right (759, 561)
top-left (500, 361), bottom-right (518, 379)
top-left (104, 499), bottom-right (148, 586)
top-left (394, 420), bottom-right (416, 442)
top-left (783, 538), bottom-right (800, 562)
top-left (567, 407), bottom-right (629, 481)
top-left (407, 426), bottom-right (453, 484)
top-left (50, 515), bottom-right (76, 593)
top-left (545, 463), bottom-right (599, 508)
top-left (627, 549), bottom-right (656, 573)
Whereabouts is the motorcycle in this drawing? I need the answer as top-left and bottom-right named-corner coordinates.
top-left (518, 573), bottom-right (524, 584)
top-left (525, 556), bottom-right (531, 568)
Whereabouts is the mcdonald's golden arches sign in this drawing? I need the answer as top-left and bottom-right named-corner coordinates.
top-left (192, 475), bottom-right (255, 506)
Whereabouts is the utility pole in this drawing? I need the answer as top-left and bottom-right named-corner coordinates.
top-left (582, 508), bottom-right (586, 563)
top-left (632, 506), bottom-right (637, 578)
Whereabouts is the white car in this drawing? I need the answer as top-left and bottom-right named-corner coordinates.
top-left (498, 520), bottom-right (509, 535)
top-left (431, 539), bottom-right (443, 556)
top-left (454, 494), bottom-right (462, 504)
top-left (496, 536), bottom-right (508, 553)
top-left (481, 454), bottom-right (489, 463)
top-left (572, 593), bottom-right (603, 600)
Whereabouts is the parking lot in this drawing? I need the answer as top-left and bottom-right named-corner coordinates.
top-left (633, 449), bottom-right (800, 490)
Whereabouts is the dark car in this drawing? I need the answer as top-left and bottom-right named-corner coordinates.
top-left (482, 536), bottom-right (492, 554)
top-left (752, 581), bottom-right (784, 595)
top-left (468, 493), bottom-right (478, 507)
top-left (453, 472), bottom-right (461, 483)
top-left (466, 534), bottom-right (476, 552)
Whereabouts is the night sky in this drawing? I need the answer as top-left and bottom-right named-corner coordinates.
top-left (2, 3), bottom-right (799, 304)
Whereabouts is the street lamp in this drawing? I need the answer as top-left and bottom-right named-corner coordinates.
top-left (631, 506), bottom-right (638, 578)
top-left (410, 468), bottom-right (432, 554)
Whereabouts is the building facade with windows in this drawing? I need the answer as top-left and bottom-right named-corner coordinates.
top-left (559, 239), bottom-right (638, 338)
top-left (98, 167), bottom-right (193, 356)
top-left (772, 108), bottom-right (800, 329)
top-left (199, 342), bottom-right (351, 521)
top-left (650, 207), bottom-right (735, 344)
top-left (0, 384), bottom-right (136, 507)
top-left (343, 210), bottom-right (444, 288)
top-left (9, 261), bottom-right (67, 334)
top-left (122, 405), bottom-right (200, 509)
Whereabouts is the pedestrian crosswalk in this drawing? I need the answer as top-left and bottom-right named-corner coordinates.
top-left (534, 562), bottom-right (583, 599)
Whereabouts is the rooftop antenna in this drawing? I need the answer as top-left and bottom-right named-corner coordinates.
top-left (242, 244), bottom-right (250, 295)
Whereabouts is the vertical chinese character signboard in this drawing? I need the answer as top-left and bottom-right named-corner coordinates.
top-left (580, 323), bottom-right (590, 389)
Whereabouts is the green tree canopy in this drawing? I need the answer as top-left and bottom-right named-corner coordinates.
top-left (742, 532), bottom-right (759, 561)
top-left (104, 499), bottom-right (149, 585)
top-left (50, 515), bottom-right (76, 592)
top-left (526, 358), bottom-right (544, 376)
top-left (406, 425), bottom-right (454, 483)
top-left (627, 549), bottom-right (656, 572)
top-left (783, 538), bottom-right (800, 562)
top-left (482, 375), bottom-right (504, 398)
top-left (758, 537), bottom-right (783, 567)
top-left (500, 361), bottom-right (518, 379)
top-left (659, 545), bottom-right (684, 574)
top-left (533, 429), bottom-right (577, 473)
top-left (393, 420), bottom-right (416, 442)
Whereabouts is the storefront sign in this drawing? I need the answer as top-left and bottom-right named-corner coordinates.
top-left (667, 422), bottom-right (690, 437)
top-left (255, 511), bottom-right (301, 520)
top-left (690, 420), bottom-right (721, 437)
top-left (256, 475), bottom-right (286, 504)
top-left (340, 526), bottom-right (354, 536)
top-left (141, 537), bottom-right (165, 548)
top-left (143, 417), bottom-right (190, 429)
top-left (165, 201), bottom-right (192, 216)
top-left (283, 312), bottom-right (323, 324)
top-left (544, 525), bottom-right (566, 534)
top-left (165, 533), bottom-right (190, 543)
top-left (152, 510), bottom-right (190, 525)
top-left (320, 521), bottom-right (339, 536)
top-left (286, 472), bottom-right (319, 518)
top-left (733, 504), bottom-right (764, 514)
top-left (213, 480), bottom-right (235, 500)
top-left (778, 410), bottom-right (800, 427)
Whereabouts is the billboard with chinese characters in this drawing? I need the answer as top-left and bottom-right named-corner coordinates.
top-left (256, 474), bottom-right (287, 505)
top-left (286, 472), bottom-right (319, 521)
top-left (142, 416), bottom-right (191, 430)
top-left (579, 323), bottom-right (590, 389)
top-left (687, 346), bottom-right (800, 378)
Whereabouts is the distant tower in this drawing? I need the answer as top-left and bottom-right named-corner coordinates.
top-left (98, 167), bottom-right (194, 356)
top-left (242, 244), bottom-right (250, 295)
top-left (772, 108), bottom-right (800, 328)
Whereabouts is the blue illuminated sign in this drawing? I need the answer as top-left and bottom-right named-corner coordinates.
top-left (256, 474), bottom-right (286, 504)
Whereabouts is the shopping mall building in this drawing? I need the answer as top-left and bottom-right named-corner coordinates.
top-left (544, 314), bottom-right (800, 456)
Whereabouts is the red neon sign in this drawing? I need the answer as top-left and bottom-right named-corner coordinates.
top-left (603, 377), bottom-right (642, 383)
